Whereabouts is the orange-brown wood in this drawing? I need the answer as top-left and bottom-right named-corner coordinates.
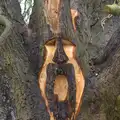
top-left (44, 0), bottom-right (79, 33)
top-left (39, 39), bottom-right (85, 120)
top-left (44, 0), bottom-right (60, 33)
top-left (70, 9), bottom-right (79, 31)
top-left (54, 75), bottom-right (68, 101)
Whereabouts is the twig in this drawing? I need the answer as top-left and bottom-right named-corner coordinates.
top-left (0, 15), bottom-right (12, 46)
top-left (101, 14), bottom-right (113, 30)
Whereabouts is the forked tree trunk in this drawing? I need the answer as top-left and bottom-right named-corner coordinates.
top-left (0, 0), bottom-right (49, 120)
top-left (0, 0), bottom-right (120, 120)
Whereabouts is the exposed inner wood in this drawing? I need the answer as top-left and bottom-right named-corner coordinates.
top-left (46, 63), bottom-right (76, 119)
top-left (39, 39), bottom-right (85, 120)
top-left (44, 0), bottom-right (60, 33)
top-left (54, 75), bottom-right (68, 101)
top-left (44, 0), bottom-right (79, 33)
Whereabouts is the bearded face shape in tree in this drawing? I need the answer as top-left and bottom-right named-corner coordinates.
top-left (39, 37), bottom-right (85, 120)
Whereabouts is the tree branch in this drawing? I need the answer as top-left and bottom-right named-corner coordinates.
top-left (0, 15), bottom-right (12, 47)
top-left (92, 26), bottom-right (120, 65)
top-left (29, 0), bottom-right (53, 40)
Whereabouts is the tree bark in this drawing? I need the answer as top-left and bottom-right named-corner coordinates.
top-left (1, 0), bottom-right (120, 120)
top-left (77, 24), bottom-right (120, 120)
top-left (58, 0), bottom-right (89, 76)
top-left (0, 0), bottom-right (49, 120)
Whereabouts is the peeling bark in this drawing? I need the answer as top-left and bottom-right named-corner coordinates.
top-left (77, 19), bottom-right (120, 120)
top-left (0, 15), bottom-right (12, 46)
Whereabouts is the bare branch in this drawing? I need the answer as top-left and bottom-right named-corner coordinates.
top-left (0, 15), bottom-right (12, 47)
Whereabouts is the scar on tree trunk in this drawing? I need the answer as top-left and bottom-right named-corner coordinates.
top-left (39, 37), bottom-right (85, 120)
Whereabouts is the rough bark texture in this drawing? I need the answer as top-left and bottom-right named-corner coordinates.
top-left (59, 0), bottom-right (89, 76)
top-left (74, 0), bottom-right (120, 119)
top-left (46, 63), bottom-right (76, 120)
top-left (0, 0), bottom-right (49, 120)
top-left (1, 0), bottom-right (120, 120)
top-left (77, 28), bottom-right (120, 120)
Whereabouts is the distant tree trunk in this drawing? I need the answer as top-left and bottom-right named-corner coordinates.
top-left (0, 0), bottom-right (120, 120)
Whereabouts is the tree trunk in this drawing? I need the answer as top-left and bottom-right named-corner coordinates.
top-left (77, 25), bottom-right (120, 120)
top-left (0, 0), bottom-right (49, 120)
top-left (0, 0), bottom-right (120, 120)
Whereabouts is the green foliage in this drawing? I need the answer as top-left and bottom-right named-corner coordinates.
top-left (104, 0), bottom-right (120, 16)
